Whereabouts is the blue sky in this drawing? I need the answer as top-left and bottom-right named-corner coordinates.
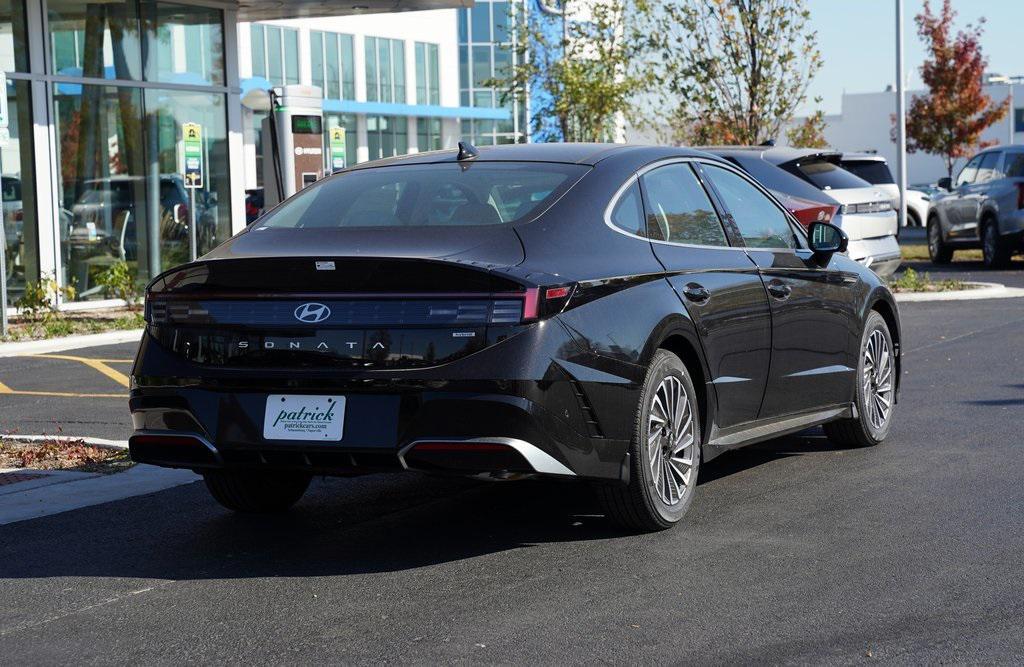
top-left (800, 0), bottom-right (1022, 116)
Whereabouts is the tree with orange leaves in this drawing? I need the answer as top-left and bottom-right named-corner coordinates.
top-left (901, 0), bottom-right (1008, 179)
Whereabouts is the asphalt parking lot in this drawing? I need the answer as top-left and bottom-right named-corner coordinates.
top-left (2, 260), bottom-right (1024, 662)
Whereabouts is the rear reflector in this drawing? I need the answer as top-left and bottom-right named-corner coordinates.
top-left (128, 434), bottom-right (219, 467)
top-left (402, 440), bottom-right (532, 473)
top-left (545, 286), bottom-right (571, 300)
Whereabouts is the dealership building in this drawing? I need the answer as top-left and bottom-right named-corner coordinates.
top-left (0, 0), bottom-right (526, 312)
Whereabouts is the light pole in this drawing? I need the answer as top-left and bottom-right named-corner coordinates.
top-left (895, 0), bottom-right (908, 231)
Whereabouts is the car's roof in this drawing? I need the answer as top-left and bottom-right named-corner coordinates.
top-left (347, 142), bottom-right (720, 169)
top-left (703, 145), bottom-right (842, 165)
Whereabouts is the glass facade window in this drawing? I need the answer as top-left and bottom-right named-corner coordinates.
top-left (414, 42), bottom-right (440, 106)
top-left (323, 112), bottom-right (357, 170)
top-left (48, 0), bottom-right (143, 80)
top-left (142, 1), bottom-right (224, 86)
top-left (416, 117), bottom-right (442, 152)
top-left (365, 36), bottom-right (405, 104)
top-left (311, 30), bottom-right (355, 101)
top-left (2, 79), bottom-right (38, 305)
top-left (250, 23), bottom-right (299, 87)
top-left (0, 0), bottom-right (30, 72)
top-left (458, 0), bottom-right (525, 145)
top-left (366, 115), bottom-right (407, 161)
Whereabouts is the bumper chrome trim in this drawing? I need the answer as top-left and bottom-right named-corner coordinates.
top-left (398, 437), bottom-right (576, 477)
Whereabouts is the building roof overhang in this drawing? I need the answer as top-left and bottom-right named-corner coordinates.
top-left (236, 0), bottom-right (472, 21)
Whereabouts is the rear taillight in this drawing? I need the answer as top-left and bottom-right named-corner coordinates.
top-left (520, 284), bottom-right (575, 322)
top-left (774, 191), bottom-right (840, 228)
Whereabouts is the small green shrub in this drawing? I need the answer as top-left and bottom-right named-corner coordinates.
top-left (15, 273), bottom-right (76, 319)
top-left (96, 261), bottom-right (141, 306)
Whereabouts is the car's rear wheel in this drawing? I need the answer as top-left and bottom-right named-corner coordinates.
top-left (596, 350), bottom-right (701, 532)
top-left (981, 220), bottom-right (1011, 269)
top-left (824, 311), bottom-right (895, 447)
top-left (203, 470), bottom-right (312, 513)
top-left (928, 218), bottom-right (952, 264)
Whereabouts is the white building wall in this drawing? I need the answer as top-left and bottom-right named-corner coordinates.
top-left (784, 84), bottom-right (1023, 184)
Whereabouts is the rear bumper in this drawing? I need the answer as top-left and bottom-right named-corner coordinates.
top-left (847, 235), bottom-right (901, 277)
top-left (129, 325), bottom-right (637, 481)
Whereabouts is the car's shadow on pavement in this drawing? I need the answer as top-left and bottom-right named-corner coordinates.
top-left (0, 430), bottom-right (858, 581)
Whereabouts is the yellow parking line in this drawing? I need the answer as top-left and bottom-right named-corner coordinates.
top-left (27, 354), bottom-right (130, 388)
top-left (0, 381), bottom-right (123, 399)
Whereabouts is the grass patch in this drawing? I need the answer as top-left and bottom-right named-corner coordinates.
top-left (901, 244), bottom-right (983, 262)
top-left (1, 308), bottom-right (144, 343)
top-left (0, 438), bottom-right (133, 474)
top-left (890, 267), bottom-right (971, 293)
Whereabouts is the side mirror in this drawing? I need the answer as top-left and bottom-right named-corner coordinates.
top-left (936, 176), bottom-right (952, 191)
top-left (808, 221), bottom-right (848, 257)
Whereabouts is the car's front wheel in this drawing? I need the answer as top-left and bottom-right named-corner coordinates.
top-left (824, 311), bottom-right (896, 447)
top-left (203, 470), bottom-right (312, 513)
top-left (596, 350), bottom-right (701, 532)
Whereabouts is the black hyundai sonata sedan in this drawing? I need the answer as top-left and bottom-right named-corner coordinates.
top-left (129, 143), bottom-right (901, 531)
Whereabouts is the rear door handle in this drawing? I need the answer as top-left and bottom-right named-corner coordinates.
top-left (767, 280), bottom-right (792, 300)
top-left (683, 283), bottom-right (711, 303)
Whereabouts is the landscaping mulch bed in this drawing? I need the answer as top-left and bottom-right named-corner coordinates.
top-left (1, 308), bottom-right (144, 342)
top-left (0, 438), bottom-right (133, 474)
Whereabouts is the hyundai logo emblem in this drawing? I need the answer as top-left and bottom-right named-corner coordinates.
top-left (294, 302), bottom-right (331, 324)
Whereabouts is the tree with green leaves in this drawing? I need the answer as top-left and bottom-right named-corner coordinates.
top-left (487, 0), bottom-right (656, 143)
top-left (647, 0), bottom-right (823, 146)
top-left (898, 0), bottom-right (1008, 179)
top-left (786, 109), bottom-right (829, 148)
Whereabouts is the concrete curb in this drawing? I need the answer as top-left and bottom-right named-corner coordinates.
top-left (894, 282), bottom-right (1024, 302)
top-left (1, 434), bottom-right (128, 450)
top-left (0, 329), bottom-right (143, 358)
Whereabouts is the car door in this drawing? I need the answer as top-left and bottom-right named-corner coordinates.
top-left (637, 161), bottom-right (772, 431)
top-left (941, 153), bottom-right (982, 235)
top-left (960, 151), bottom-right (1002, 238)
top-left (699, 161), bottom-right (859, 419)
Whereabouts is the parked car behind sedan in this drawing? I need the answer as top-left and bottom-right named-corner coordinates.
top-left (706, 147), bottom-right (901, 277)
top-left (927, 145), bottom-right (1024, 268)
top-left (840, 153), bottom-right (928, 228)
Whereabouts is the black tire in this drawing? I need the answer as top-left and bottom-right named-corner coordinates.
top-left (928, 218), bottom-right (952, 264)
top-left (203, 470), bottom-right (312, 513)
top-left (824, 311), bottom-right (896, 448)
top-left (595, 350), bottom-right (701, 532)
top-left (981, 220), bottom-right (1011, 269)
top-left (907, 209), bottom-right (921, 229)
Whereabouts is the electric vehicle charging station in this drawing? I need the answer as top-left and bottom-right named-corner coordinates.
top-left (260, 85), bottom-right (326, 208)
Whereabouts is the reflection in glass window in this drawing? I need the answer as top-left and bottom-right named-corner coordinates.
top-left (415, 42), bottom-right (440, 105)
top-left (2, 80), bottom-right (38, 306)
top-left (610, 181), bottom-right (645, 237)
top-left (703, 165), bottom-right (797, 249)
top-left (48, 0), bottom-right (142, 79)
top-left (141, 1), bottom-right (224, 86)
top-left (365, 37), bottom-right (406, 104)
top-left (0, 0), bottom-right (30, 72)
top-left (641, 164), bottom-right (728, 246)
top-left (417, 117), bottom-right (442, 152)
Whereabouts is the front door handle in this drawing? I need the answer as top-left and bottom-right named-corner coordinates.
top-left (767, 280), bottom-right (792, 300)
top-left (683, 283), bottom-right (711, 303)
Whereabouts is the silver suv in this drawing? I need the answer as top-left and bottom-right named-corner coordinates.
top-left (928, 146), bottom-right (1024, 268)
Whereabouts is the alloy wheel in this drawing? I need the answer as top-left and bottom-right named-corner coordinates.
top-left (929, 224), bottom-right (940, 256)
top-left (862, 329), bottom-right (894, 432)
top-left (647, 376), bottom-right (696, 506)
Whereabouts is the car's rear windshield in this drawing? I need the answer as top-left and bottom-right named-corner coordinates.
top-left (840, 160), bottom-right (895, 185)
top-left (255, 162), bottom-right (589, 229)
top-left (782, 157), bottom-right (871, 191)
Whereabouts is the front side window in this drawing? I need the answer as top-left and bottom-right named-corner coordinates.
top-left (955, 154), bottom-right (983, 187)
top-left (703, 164), bottom-right (798, 249)
top-left (640, 163), bottom-right (728, 246)
top-left (974, 151), bottom-right (1002, 183)
top-left (255, 163), bottom-right (588, 229)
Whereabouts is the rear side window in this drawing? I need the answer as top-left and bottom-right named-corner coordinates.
top-left (703, 165), bottom-right (798, 249)
top-left (256, 162), bottom-right (588, 228)
top-left (609, 180), bottom-right (646, 236)
top-left (841, 160), bottom-right (895, 185)
top-left (784, 157), bottom-right (871, 191)
top-left (1006, 153), bottom-right (1024, 178)
top-left (640, 164), bottom-right (728, 246)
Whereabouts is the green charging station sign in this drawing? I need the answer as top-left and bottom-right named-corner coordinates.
top-left (330, 126), bottom-right (346, 171)
top-left (183, 122), bottom-right (203, 189)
